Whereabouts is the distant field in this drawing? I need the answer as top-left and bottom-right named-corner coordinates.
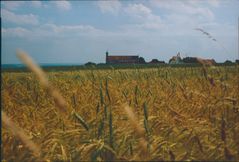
top-left (2, 66), bottom-right (239, 161)
top-left (2, 62), bottom-right (237, 72)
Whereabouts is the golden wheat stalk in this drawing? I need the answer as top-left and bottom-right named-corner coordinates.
top-left (16, 50), bottom-right (68, 114)
top-left (2, 111), bottom-right (41, 158)
top-left (123, 104), bottom-right (148, 159)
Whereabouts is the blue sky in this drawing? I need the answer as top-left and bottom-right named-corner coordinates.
top-left (1, 0), bottom-right (239, 64)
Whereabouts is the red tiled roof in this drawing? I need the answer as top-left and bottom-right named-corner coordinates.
top-left (106, 55), bottom-right (139, 63)
top-left (197, 58), bottom-right (216, 65)
top-left (107, 56), bottom-right (138, 61)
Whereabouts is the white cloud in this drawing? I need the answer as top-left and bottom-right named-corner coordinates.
top-left (2, 1), bottom-right (24, 10)
top-left (208, 0), bottom-right (220, 7)
top-left (150, 0), bottom-right (214, 21)
top-left (1, 9), bottom-right (39, 25)
top-left (31, 1), bottom-right (42, 8)
top-left (40, 23), bottom-right (100, 34)
top-left (2, 27), bottom-right (31, 37)
top-left (125, 3), bottom-right (152, 18)
top-left (54, 1), bottom-right (71, 11)
top-left (122, 22), bottom-right (163, 31)
top-left (124, 4), bottom-right (162, 30)
top-left (186, 0), bottom-right (220, 8)
top-left (137, 23), bottom-right (163, 30)
top-left (2, 1), bottom-right (48, 9)
top-left (2, 23), bottom-right (103, 38)
top-left (97, 0), bottom-right (122, 14)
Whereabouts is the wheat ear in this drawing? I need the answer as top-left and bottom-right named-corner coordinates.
top-left (123, 104), bottom-right (148, 159)
top-left (16, 50), bottom-right (68, 114)
top-left (2, 111), bottom-right (41, 158)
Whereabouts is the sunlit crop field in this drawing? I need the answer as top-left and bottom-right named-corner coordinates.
top-left (2, 66), bottom-right (239, 161)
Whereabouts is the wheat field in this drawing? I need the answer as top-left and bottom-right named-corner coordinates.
top-left (2, 59), bottom-right (239, 161)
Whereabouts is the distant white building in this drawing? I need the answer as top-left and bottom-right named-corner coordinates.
top-left (169, 52), bottom-right (183, 64)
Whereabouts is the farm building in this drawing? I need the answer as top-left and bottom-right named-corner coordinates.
top-left (183, 57), bottom-right (216, 65)
top-left (149, 59), bottom-right (165, 64)
top-left (105, 51), bottom-right (139, 64)
top-left (169, 52), bottom-right (183, 64)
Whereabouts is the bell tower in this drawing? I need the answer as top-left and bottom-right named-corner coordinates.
top-left (106, 51), bottom-right (109, 64)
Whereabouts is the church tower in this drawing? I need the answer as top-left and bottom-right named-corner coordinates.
top-left (106, 51), bottom-right (109, 64)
